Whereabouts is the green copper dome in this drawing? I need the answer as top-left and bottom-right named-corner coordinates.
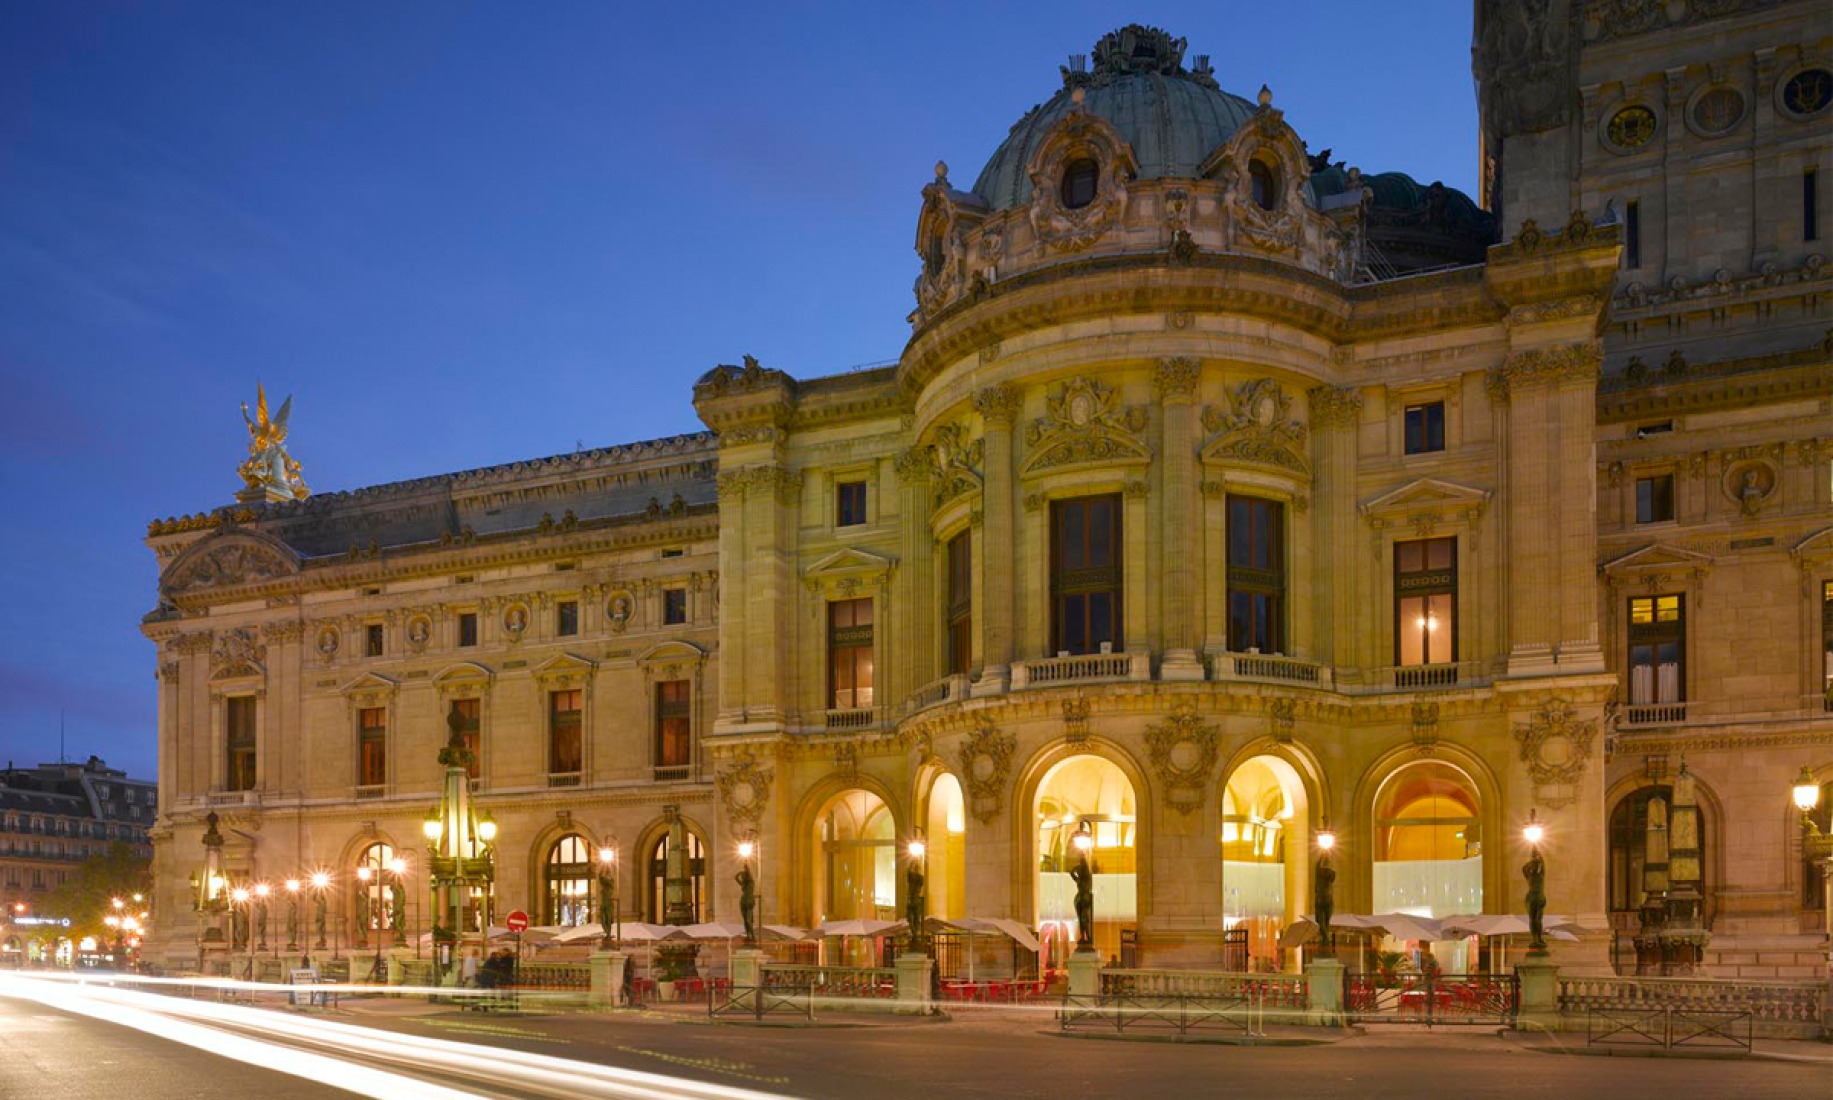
top-left (971, 26), bottom-right (1259, 210)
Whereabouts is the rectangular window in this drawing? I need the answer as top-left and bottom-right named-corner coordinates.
top-left (1625, 200), bottom-right (1641, 269)
top-left (663, 588), bottom-right (688, 625)
top-left (828, 597), bottom-right (875, 709)
top-left (1628, 594), bottom-right (1685, 705)
top-left (358, 706), bottom-right (387, 787)
top-left (1808, 169), bottom-right (1820, 243)
top-left (655, 680), bottom-right (691, 769)
top-left (1635, 474), bottom-right (1675, 524)
top-left (836, 480), bottom-right (867, 527)
top-left (556, 600), bottom-right (579, 637)
top-left (1050, 494), bottom-right (1123, 656)
top-left (946, 532), bottom-right (972, 676)
top-left (1394, 537), bottom-right (1457, 666)
top-left (449, 697), bottom-right (481, 780)
top-left (1822, 581), bottom-right (1833, 700)
top-left (1403, 402), bottom-right (1446, 455)
top-left (549, 690), bottom-right (582, 775)
top-left (225, 696), bottom-right (257, 792)
top-left (458, 612), bottom-right (478, 648)
top-left (365, 623), bottom-right (384, 657)
top-left (1227, 496), bottom-right (1286, 654)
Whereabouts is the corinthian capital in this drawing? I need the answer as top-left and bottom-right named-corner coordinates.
top-left (972, 384), bottom-right (1022, 425)
top-left (1307, 384), bottom-right (1363, 430)
top-left (1154, 357), bottom-right (1202, 401)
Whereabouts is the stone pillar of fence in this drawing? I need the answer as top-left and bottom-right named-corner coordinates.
top-left (731, 947), bottom-right (765, 990)
top-left (1515, 958), bottom-right (1559, 1031)
top-left (896, 953), bottom-right (935, 1014)
top-left (1067, 949), bottom-right (1101, 996)
top-left (589, 949), bottom-right (628, 1010)
top-left (1304, 957), bottom-right (1345, 1025)
top-left (386, 948), bottom-right (413, 987)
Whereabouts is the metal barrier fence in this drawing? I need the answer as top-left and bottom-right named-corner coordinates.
top-left (1586, 1006), bottom-right (1753, 1052)
top-left (1059, 992), bottom-right (1261, 1040)
top-left (708, 984), bottom-right (815, 1022)
top-left (1345, 973), bottom-right (1519, 1025)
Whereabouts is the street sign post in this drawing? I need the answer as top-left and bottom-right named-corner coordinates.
top-left (504, 910), bottom-right (529, 934)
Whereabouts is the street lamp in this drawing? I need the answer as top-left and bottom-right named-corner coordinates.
top-left (735, 836), bottom-right (758, 946)
top-left (1314, 822), bottom-right (1337, 952)
top-left (1523, 809), bottom-right (1549, 957)
top-left (426, 710), bottom-right (498, 982)
top-left (596, 845), bottom-right (619, 946)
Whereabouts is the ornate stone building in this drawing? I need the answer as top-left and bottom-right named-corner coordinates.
top-left (141, 17), bottom-right (1830, 978)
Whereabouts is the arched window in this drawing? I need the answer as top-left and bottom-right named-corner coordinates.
top-left (1061, 157), bottom-right (1100, 210)
top-left (1805, 780), bottom-right (1832, 911)
top-left (647, 827), bottom-right (706, 924)
top-left (922, 774), bottom-right (966, 921)
top-left (1035, 756), bottom-right (1137, 968)
top-left (815, 790), bottom-right (897, 927)
top-left (354, 842), bottom-right (396, 946)
top-left (1221, 755), bottom-right (1309, 970)
top-left (545, 834), bottom-right (594, 926)
top-left (1249, 159), bottom-right (1279, 211)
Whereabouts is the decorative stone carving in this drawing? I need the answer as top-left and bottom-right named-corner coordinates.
top-left (162, 536), bottom-right (295, 595)
top-left (1307, 385), bottom-right (1363, 430)
top-left (1500, 340), bottom-right (1605, 391)
top-left (315, 626), bottom-right (340, 664)
top-left (1201, 379), bottom-right (1309, 473)
top-left (1144, 705), bottom-right (1220, 814)
top-left (1153, 357), bottom-right (1201, 401)
top-left (927, 422), bottom-right (985, 507)
top-left (894, 446), bottom-right (932, 488)
top-left (1411, 701), bottom-right (1441, 756)
top-left (606, 591), bottom-right (635, 633)
top-left (716, 754), bottom-right (774, 826)
top-left (1021, 377), bottom-right (1149, 474)
top-left (1268, 697), bottom-right (1296, 744)
top-left (957, 716), bottom-right (1016, 825)
top-left (502, 603), bottom-right (529, 642)
top-left (1513, 699), bottom-right (1598, 809)
top-left (1024, 105), bottom-right (1135, 253)
top-left (235, 384), bottom-right (310, 502)
top-left (1474, 0), bottom-right (1572, 135)
top-left (1062, 697), bottom-right (1091, 746)
top-left (406, 615), bottom-right (432, 653)
top-left (261, 620), bottom-right (304, 644)
top-left (211, 628), bottom-right (267, 680)
top-left (972, 384), bottom-right (1022, 425)
top-left (1722, 460), bottom-right (1778, 517)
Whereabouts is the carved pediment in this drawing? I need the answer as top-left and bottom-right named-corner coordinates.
top-left (1601, 543), bottom-right (1714, 590)
top-left (1021, 377), bottom-right (1150, 476)
top-left (340, 673), bottom-right (398, 708)
top-left (1200, 378), bottom-right (1309, 474)
top-left (161, 530), bottom-right (299, 598)
top-left (210, 628), bottom-right (266, 680)
top-left (1361, 478), bottom-right (1492, 523)
top-left (803, 548), bottom-right (897, 594)
top-left (432, 661), bottom-right (493, 696)
top-left (531, 651), bottom-right (597, 689)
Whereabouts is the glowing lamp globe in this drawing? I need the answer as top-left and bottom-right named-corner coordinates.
top-left (1793, 766), bottom-right (1820, 813)
top-left (908, 840), bottom-right (927, 860)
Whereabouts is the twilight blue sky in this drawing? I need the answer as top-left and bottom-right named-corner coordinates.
top-left (0, 3), bottom-right (1479, 780)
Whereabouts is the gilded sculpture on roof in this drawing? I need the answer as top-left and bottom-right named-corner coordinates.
top-left (237, 383), bottom-right (310, 502)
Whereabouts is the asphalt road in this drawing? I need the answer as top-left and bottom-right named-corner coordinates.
top-left (0, 976), bottom-right (1825, 1100)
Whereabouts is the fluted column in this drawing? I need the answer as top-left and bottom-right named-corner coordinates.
top-left (1156, 358), bottom-right (1204, 679)
top-left (972, 384), bottom-right (1020, 690)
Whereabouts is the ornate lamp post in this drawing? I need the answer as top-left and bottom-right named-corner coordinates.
top-left (196, 812), bottom-right (228, 971)
top-left (1314, 822), bottom-right (1337, 954)
top-left (1792, 767), bottom-right (1832, 940)
top-left (1523, 809), bottom-right (1549, 957)
top-left (735, 837), bottom-right (758, 946)
top-left (596, 845), bottom-right (620, 945)
top-left (1070, 821), bottom-right (1096, 954)
top-left (424, 711), bottom-right (497, 982)
top-left (284, 879), bottom-right (301, 953)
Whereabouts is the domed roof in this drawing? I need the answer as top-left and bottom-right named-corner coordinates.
top-left (971, 26), bottom-right (1259, 211)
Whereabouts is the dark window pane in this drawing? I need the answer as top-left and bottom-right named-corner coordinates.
top-left (1061, 158), bottom-right (1099, 209)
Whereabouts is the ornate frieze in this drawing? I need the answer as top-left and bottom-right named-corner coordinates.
top-left (161, 535), bottom-right (296, 595)
top-left (1021, 377), bottom-right (1150, 475)
top-left (260, 620), bottom-right (304, 644)
top-left (1144, 705), bottom-right (1220, 814)
top-left (1201, 379), bottom-right (1308, 473)
top-left (211, 628), bottom-right (267, 680)
top-left (1498, 340), bottom-right (1605, 394)
top-left (926, 422), bottom-right (985, 507)
top-left (1307, 385), bottom-right (1362, 430)
top-left (957, 716), bottom-right (1016, 825)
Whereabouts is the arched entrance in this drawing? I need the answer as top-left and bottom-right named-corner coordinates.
top-left (353, 841), bottom-right (396, 947)
top-left (1221, 755), bottom-right (1309, 972)
top-left (813, 789), bottom-right (897, 924)
top-left (543, 834), bottom-right (593, 927)
top-left (645, 827), bottom-right (706, 923)
top-left (1034, 755), bottom-right (1136, 968)
top-left (1372, 760), bottom-right (1482, 970)
top-left (922, 773), bottom-right (966, 920)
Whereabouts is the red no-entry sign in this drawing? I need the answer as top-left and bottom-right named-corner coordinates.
top-left (505, 910), bottom-right (530, 933)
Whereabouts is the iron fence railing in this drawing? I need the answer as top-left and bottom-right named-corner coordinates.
top-left (1059, 991), bottom-right (1260, 1039)
top-left (1586, 1006), bottom-right (1753, 1052)
top-left (1345, 972), bottom-right (1519, 1025)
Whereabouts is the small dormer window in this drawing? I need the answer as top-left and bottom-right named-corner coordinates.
top-left (1249, 159), bottom-right (1279, 211)
top-left (1061, 157), bottom-right (1100, 209)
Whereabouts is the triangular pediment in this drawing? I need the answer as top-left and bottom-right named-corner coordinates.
top-left (339, 672), bottom-right (399, 696)
top-left (531, 651), bottom-right (597, 677)
top-left (1360, 478), bottom-right (1492, 519)
top-left (432, 661), bottom-right (493, 686)
top-left (1793, 525), bottom-right (1833, 565)
top-left (1601, 542), bottom-right (1715, 576)
top-left (804, 547), bottom-right (896, 579)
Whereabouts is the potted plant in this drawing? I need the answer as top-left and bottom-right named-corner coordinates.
top-left (654, 959), bottom-right (682, 1002)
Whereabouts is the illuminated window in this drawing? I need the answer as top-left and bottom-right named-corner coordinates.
top-left (647, 829), bottom-right (706, 923)
top-left (1227, 496), bottom-right (1285, 654)
top-left (655, 680), bottom-right (691, 770)
top-left (545, 835), bottom-right (593, 927)
top-left (1394, 538), bottom-right (1456, 666)
top-left (1627, 595), bottom-right (1684, 706)
top-left (829, 598), bottom-right (874, 709)
top-left (1051, 495), bottom-right (1122, 656)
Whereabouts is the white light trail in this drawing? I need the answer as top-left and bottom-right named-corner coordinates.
top-left (0, 972), bottom-right (798, 1100)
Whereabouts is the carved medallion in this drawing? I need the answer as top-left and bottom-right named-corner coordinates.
top-left (1144, 705), bottom-right (1219, 814)
top-left (1604, 105), bottom-right (1658, 151)
top-left (716, 754), bottom-right (774, 826)
top-left (1201, 378), bottom-right (1308, 473)
top-left (1513, 699), bottom-right (1597, 808)
top-left (957, 716), bottom-right (1016, 825)
top-left (1021, 377), bottom-right (1149, 475)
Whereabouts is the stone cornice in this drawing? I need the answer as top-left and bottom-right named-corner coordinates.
top-left (1596, 342), bottom-right (1833, 420)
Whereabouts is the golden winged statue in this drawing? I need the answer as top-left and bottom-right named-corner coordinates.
top-left (236, 383), bottom-right (310, 501)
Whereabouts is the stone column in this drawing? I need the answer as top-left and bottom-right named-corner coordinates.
top-left (742, 468), bottom-right (800, 724)
top-left (895, 447), bottom-right (937, 702)
top-left (1552, 352), bottom-right (1603, 670)
top-left (1307, 386), bottom-right (1363, 672)
top-left (972, 385), bottom-right (1020, 690)
top-left (1499, 357), bottom-right (1557, 675)
top-left (714, 470), bottom-right (750, 727)
top-left (1156, 358), bottom-right (1204, 679)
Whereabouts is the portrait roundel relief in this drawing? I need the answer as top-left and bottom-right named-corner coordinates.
top-left (1604, 104), bottom-right (1657, 152)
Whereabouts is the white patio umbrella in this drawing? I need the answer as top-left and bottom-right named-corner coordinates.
top-left (814, 918), bottom-right (906, 968)
top-left (935, 916), bottom-right (1042, 982)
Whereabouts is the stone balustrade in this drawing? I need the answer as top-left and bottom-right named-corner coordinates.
top-left (1098, 967), bottom-right (1307, 1008)
top-left (1012, 651), bottom-right (1149, 688)
top-left (1558, 974), bottom-right (1825, 1029)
